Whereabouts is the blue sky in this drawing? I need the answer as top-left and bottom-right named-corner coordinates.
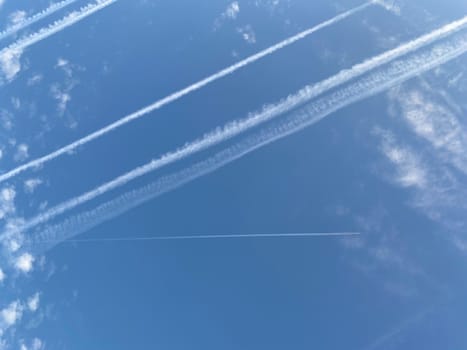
top-left (1, 0), bottom-right (467, 349)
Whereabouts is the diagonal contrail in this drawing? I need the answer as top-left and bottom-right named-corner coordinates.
top-left (35, 232), bottom-right (360, 245)
top-left (0, 0), bottom-right (116, 66)
top-left (0, 1), bottom-right (373, 183)
top-left (7, 15), bottom-right (467, 242)
top-left (26, 28), bottom-right (467, 252)
top-left (0, 0), bottom-right (79, 42)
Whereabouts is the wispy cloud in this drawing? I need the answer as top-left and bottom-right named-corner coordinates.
top-left (253, 0), bottom-right (284, 13)
top-left (237, 25), bottom-right (257, 44)
top-left (375, 126), bottom-right (467, 232)
top-left (0, 296), bottom-right (44, 348)
top-left (0, 187), bottom-right (16, 220)
top-left (224, 1), bottom-right (240, 19)
top-left (26, 74), bottom-right (43, 86)
top-left (213, 1), bottom-right (241, 30)
top-left (376, 128), bottom-right (428, 188)
top-left (23, 179), bottom-right (43, 194)
top-left (50, 85), bottom-right (71, 116)
top-left (13, 144), bottom-right (29, 163)
top-left (20, 338), bottom-right (44, 350)
top-left (27, 293), bottom-right (40, 312)
top-left (1, 301), bottom-right (23, 328)
top-left (8, 11), bottom-right (27, 26)
top-left (388, 84), bottom-right (467, 174)
top-left (15, 253), bottom-right (34, 273)
top-left (0, 48), bottom-right (22, 81)
top-left (0, 109), bottom-right (13, 130)
top-left (49, 58), bottom-right (81, 117)
top-left (0, 1), bottom-right (374, 183)
top-left (371, 70), bottom-right (467, 257)
top-left (372, 0), bottom-right (401, 15)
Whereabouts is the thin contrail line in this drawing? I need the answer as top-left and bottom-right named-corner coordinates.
top-left (26, 29), bottom-right (467, 251)
top-left (36, 232), bottom-right (360, 244)
top-left (0, 1), bottom-right (373, 183)
top-left (0, 0), bottom-right (116, 55)
top-left (8, 15), bottom-right (467, 240)
top-left (0, 0), bottom-right (78, 42)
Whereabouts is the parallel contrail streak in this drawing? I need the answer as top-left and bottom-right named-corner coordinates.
top-left (0, 0), bottom-right (116, 55)
top-left (0, 2), bottom-right (373, 183)
top-left (27, 30), bottom-right (467, 251)
top-left (0, 0), bottom-right (78, 42)
top-left (9, 16), bottom-right (467, 240)
top-left (36, 232), bottom-right (360, 244)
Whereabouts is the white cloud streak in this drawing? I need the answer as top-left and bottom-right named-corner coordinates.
top-left (27, 30), bottom-right (467, 250)
top-left (0, 0), bottom-right (79, 42)
top-left (0, 0), bottom-right (116, 81)
top-left (0, 1), bottom-right (373, 183)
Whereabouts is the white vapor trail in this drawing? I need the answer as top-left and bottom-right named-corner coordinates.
top-left (27, 29), bottom-right (467, 251)
top-left (6, 15), bottom-right (467, 240)
top-left (35, 232), bottom-right (360, 245)
top-left (0, 0), bottom-right (116, 59)
top-left (0, 0), bottom-right (78, 42)
top-left (0, 2), bottom-right (373, 183)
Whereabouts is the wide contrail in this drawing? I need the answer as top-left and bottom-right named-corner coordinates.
top-left (26, 29), bottom-right (467, 251)
top-left (0, 0), bottom-right (116, 58)
top-left (0, 0), bottom-right (78, 42)
top-left (7, 15), bottom-right (467, 241)
top-left (33, 232), bottom-right (360, 245)
top-left (0, 2), bottom-right (373, 183)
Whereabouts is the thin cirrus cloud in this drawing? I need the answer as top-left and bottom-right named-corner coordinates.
top-left (376, 126), bottom-right (467, 232)
top-left (388, 84), bottom-right (467, 174)
top-left (0, 0), bottom-right (117, 82)
top-left (376, 128), bottom-right (428, 189)
top-left (26, 29), bottom-right (467, 250)
top-left (0, 1), bottom-right (375, 184)
top-left (373, 75), bottom-right (467, 250)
